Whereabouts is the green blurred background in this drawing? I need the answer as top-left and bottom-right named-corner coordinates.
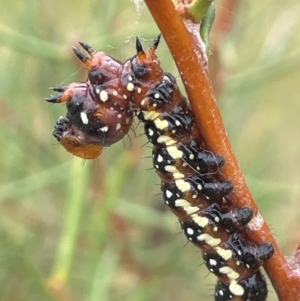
top-left (0, 0), bottom-right (299, 300)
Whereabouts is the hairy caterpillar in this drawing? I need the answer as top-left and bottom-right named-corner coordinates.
top-left (46, 36), bottom-right (274, 300)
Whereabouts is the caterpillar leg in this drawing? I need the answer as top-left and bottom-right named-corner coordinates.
top-left (53, 116), bottom-right (103, 159)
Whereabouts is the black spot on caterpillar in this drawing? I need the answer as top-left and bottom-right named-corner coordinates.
top-left (46, 35), bottom-right (274, 300)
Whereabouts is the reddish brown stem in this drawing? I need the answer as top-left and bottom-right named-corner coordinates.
top-left (143, 0), bottom-right (300, 299)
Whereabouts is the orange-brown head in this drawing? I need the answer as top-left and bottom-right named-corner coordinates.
top-left (131, 35), bottom-right (164, 84)
top-left (53, 116), bottom-right (103, 159)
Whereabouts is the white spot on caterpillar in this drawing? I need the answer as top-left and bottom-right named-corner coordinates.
top-left (154, 93), bottom-right (160, 99)
top-left (113, 90), bottom-right (118, 96)
top-left (148, 128), bottom-right (154, 137)
top-left (186, 206), bottom-right (199, 215)
top-left (174, 199), bottom-right (192, 208)
top-left (123, 94), bottom-right (127, 99)
top-left (137, 87), bottom-right (142, 93)
top-left (187, 227), bottom-right (194, 235)
top-left (229, 281), bottom-right (244, 296)
top-left (209, 259), bottom-right (217, 266)
top-left (197, 233), bottom-right (221, 247)
top-left (189, 154), bottom-right (195, 160)
top-left (166, 146), bottom-right (183, 159)
top-left (219, 267), bottom-right (239, 280)
top-left (154, 118), bottom-right (168, 130)
top-left (164, 165), bottom-right (178, 173)
top-left (175, 179), bottom-right (191, 192)
top-left (175, 120), bottom-right (181, 126)
top-left (175, 200), bottom-right (199, 214)
top-left (80, 112), bottom-right (88, 124)
top-left (191, 214), bottom-right (209, 227)
top-left (219, 290), bottom-right (224, 296)
top-left (117, 114), bottom-right (122, 119)
top-left (174, 199), bottom-right (187, 208)
top-left (128, 75), bottom-right (133, 81)
top-left (213, 226), bottom-right (218, 232)
top-left (116, 123), bottom-right (121, 130)
top-left (215, 216), bottom-right (220, 222)
top-left (157, 154), bottom-right (163, 163)
top-left (215, 247), bottom-right (232, 260)
top-left (157, 135), bottom-right (176, 146)
top-left (99, 126), bottom-right (109, 132)
top-left (173, 172), bottom-right (185, 180)
top-left (164, 165), bottom-right (184, 179)
top-left (99, 90), bottom-right (108, 102)
top-left (165, 190), bottom-right (173, 198)
top-left (127, 82), bottom-right (134, 91)
top-left (96, 87), bottom-right (100, 94)
top-left (197, 184), bottom-right (202, 190)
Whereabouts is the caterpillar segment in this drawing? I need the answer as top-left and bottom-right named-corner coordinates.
top-left (46, 50), bottom-right (135, 158)
top-left (46, 36), bottom-right (274, 300)
top-left (214, 271), bottom-right (268, 301)
top-left (125, 38), bottom-right (272, 300)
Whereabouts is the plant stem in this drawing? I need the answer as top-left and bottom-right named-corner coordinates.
top-left (188, 0), bottom-right (213, 21)
top-left (50, 158), bottom-right (90, 284)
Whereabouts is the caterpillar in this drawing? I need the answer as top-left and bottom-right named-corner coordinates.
top-left (46, 35), bottom-right (274, 300)
top-left (46, 44), bottom-right (135, 159)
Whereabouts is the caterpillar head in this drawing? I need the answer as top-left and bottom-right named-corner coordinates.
top-left (130, 35), bottom-right (164, 84)
top-left (53, 116), bottom-right (103, 159)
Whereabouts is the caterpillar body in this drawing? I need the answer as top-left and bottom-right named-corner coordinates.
top-left (46, 36), bottom-right (274, 300)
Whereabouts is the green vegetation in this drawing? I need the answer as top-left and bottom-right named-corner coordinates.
top-left (0, 1), bottom-right (299, 300)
